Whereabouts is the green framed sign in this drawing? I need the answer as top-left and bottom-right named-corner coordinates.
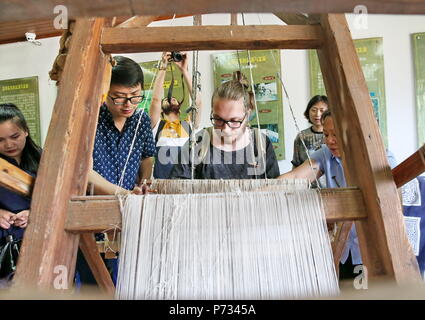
top-left (413, 32), bottom-right (425, 147)
top-left (0, 76), bottom-right (41, 145)
top-left (309, 37), bottom-right (388, 147)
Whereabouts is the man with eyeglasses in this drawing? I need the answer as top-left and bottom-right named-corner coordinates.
top-left (90, 56), bottom-right (155, 194)
top-left (170, 73), bottom-right (280, 180)
top-left (77, 56), bottom-right (156, 288)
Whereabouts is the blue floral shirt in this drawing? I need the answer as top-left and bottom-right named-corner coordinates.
top-left (93, 104), bottom-right (156, 190)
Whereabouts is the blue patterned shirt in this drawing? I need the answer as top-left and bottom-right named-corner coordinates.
top-left (93, 104), bottom-right (156, 190)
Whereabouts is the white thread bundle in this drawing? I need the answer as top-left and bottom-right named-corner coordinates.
top-left (116, 180), bottom-right (338, 300)
top-left (149, 178), bottom-right (309, 194)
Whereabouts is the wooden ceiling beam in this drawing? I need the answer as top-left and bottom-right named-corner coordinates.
top-left (0, 19), bottom-right (62, 45)
top-left (101, 25), bottom-right (324, 53)
top-left (1, 0), bottom-right (425, 23)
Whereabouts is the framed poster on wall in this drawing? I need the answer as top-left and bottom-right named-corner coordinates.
top-left (212, 50), bottom-right (285, 160)
top-left (309, 37), bottom-right (388, 147)
top-left (0, 76), bottom-right (41, 145)
top-left (412, 32), bottom-right (425, 147)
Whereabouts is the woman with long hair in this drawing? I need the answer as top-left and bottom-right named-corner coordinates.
top-left (0, 103), bottom-right (41, 281)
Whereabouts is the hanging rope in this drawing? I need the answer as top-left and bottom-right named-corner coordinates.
top-left (255, 13), bottom-right (322, 189)
top-left (115, 15), bottom-right (178, 192)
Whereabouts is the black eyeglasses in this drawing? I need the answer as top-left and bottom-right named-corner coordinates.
top-left (210, 113), bottom-right (247, 129)
top-left (109, 95), bottom-right (145, 105)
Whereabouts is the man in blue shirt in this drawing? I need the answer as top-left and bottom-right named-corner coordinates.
top-left (90, 56), bottom-right (156, 192)
top-left (77, 56), bottom-right (156, 288)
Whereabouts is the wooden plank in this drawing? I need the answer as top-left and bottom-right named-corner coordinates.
top-left (116, 15), bottom-right (159, 28)
top-left (101, 25), bottom-right (324, 53)
top-left (274, 13), bottom-right (309, 25)
top-left (2, 0), bottom-right (425, 22)
top-left (79, 234), bottom-right (115, 296)
top-left (321, 188), bottom-right (367, 223)
top-left (66, 197), bottom-right (121, 233)
top-left (392, 144), bottom-right (425, 188)
top-left (0, 157), bottom-right (34, 196)
top-left (0, 17), bottom-right (133, 44)
top-left (0, 19), bottom-right (61, 45)
top-left (0, 1), bottom-right (133, 23)
top-left (0, 15), bottom-right (194, 44)
top-left (331, 221), bottom-right (353, 275)
top-left (13, 18), bottom-right (112, 291)
top-left (316, 13), bottom-right (421, 283)
top-left (116, 15), bottom-right (191, 28)
top-left (65, 188), bottom-right (367, 233)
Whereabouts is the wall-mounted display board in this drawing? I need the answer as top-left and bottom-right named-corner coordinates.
top-left (412, 32), bottom-right (425, 147)
top-left (309, 37), bottom-right (388, 147)
top-left (0, 76), bottom-right (41, 145)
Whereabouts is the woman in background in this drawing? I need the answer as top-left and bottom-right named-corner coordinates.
top-left (291, 95), bottom-right (328, 168)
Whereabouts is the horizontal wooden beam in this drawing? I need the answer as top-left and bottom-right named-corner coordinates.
top-left (0, 157), bottom-right (34, 196)
top-left (0, 19), bottom-right (62, 45)
top-left (65, 188), bottom-right (367, 233)
top-left (1, 1), bottom-right (425, 22)
top-left (392, 144), bottom-right (425, 188)
top-left (101, 25), bottom-right (323, 53)
top-left (320, 187), bottom-right (367, 223)
top-left (0, 15), bottom-right (185, 44)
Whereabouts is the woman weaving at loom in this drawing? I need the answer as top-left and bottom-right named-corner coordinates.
top-left (170, 72), bottom-right (280, 179)
top-left (279, 110), bottom-right (397, 279)
top-left (280, 110), bottom-right (361, 279)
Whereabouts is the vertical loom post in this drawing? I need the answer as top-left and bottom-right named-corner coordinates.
top-left (316, 14), bottom-right (420, 283)
top-left (13, 18), bottom-right (112, 291)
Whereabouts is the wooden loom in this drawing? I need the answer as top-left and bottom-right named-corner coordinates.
top-left (1, 3), bottom-right (424, 296)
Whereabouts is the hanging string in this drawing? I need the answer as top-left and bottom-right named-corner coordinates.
top-left (255, 13), bottom-right (322, 189)
top-left (190, 50), bottom-right (201, 179)
top-left (240, 14), bottom-right (268, 179)
top-left (115, 15), bottom-right (178, 192)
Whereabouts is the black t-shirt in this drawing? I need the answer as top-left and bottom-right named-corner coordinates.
top-left (170, 132), bottom-right (280, 179)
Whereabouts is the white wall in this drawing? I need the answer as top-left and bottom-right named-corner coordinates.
top-left (0, 14), bottom-right (424, 174)
top-left (0, 37), bottom-right (59, 145)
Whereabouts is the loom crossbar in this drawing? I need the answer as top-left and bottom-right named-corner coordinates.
top-left (65, 188), bottom-right (367, 233)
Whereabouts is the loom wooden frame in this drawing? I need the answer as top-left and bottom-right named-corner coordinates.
top-left (5, 9), bottom-right (422, 296)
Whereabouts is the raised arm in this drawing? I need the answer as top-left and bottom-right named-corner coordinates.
top-left (149, 52), bottom-right (169, 129)
top-left (174, 52), bottom-right (203, 129)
